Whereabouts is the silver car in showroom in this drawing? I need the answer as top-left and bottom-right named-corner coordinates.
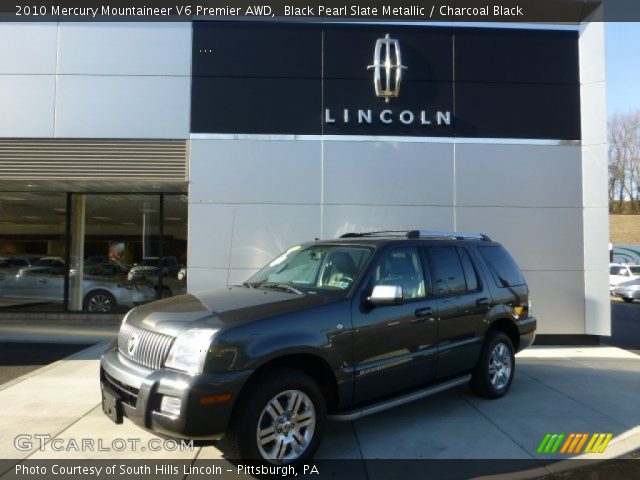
top-left (0, 257), bottom-right (155, 312)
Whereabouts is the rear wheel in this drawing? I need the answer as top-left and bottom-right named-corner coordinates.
top-left (470, 331), bottom-right (515, 399)
top-left (225, 368), bottom-right (326, 464)
top-left (622, 297), bottom-right (634, 303)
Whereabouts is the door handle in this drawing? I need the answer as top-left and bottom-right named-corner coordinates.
top-left (38, 279), bottom-right (48, 284)
top-left (476, 297), bottom-right (489, 307)
top-left (415, 307), bottom-right (433, 318)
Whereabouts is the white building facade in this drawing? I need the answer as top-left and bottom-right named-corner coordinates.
top-left (0, 20), bottom-right (609, 337)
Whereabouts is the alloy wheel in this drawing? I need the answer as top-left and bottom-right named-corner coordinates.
top-left (88, 294), bottom-right (113, 312)
top-left (488, 342), bottom-right (512, 390)
top-left (256, 389), bottom-right (316, 462)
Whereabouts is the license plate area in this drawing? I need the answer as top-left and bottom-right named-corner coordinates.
top-left (102, 384), bottom-right (123, 424)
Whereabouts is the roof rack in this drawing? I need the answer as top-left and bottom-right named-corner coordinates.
top-left (339, 230), bottom-right (491, 241)
top-left (339, 230), bottom-right (411, 239)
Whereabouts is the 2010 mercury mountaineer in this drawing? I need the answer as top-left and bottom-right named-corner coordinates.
top-left (100, 230), bottom-right (536, 463)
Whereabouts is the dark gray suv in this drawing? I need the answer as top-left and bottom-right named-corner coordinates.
top-left (100, 230), bottom-right (536, 463)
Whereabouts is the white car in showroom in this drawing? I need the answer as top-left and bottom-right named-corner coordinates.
top-left (610, 263), bottom-right (640, 292)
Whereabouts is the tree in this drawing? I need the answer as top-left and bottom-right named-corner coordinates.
top-left (608, 111), bottom-right (640, 214)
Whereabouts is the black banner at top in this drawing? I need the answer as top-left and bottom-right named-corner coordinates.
top-left (2, 0), bottom-right (640, 22)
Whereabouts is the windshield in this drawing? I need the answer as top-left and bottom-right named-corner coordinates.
top-left (630, 266), bottom-right (640, 275)
top-left (246, 244), bottom-right (374, 294)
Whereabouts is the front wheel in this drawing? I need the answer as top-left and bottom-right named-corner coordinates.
top-left (470, 331), bottom-right (515, 399)
top-left (622, 297), bottom-right (634, 303)
top-left (225, 368), bottom-right (326, 464)
top-left (83, 290), bottom-right (116, 313)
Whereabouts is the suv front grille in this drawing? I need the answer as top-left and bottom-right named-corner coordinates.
top-left (117, 323), bottom-right (174, 371)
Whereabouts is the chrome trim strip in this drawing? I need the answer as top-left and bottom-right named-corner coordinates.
top-left (189, 134), bottom-right (580, 146)
top-left (328, 375), bottom-right (471, 421)
top-left (437, 337), bottom-right (482, 353)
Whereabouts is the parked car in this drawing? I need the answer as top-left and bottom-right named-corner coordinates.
top-left (612, 278), bottom-right (640, 303)
top-left (0, 263), bottom-right (155, 312)
top-left (100, 230), bottom-right (536, 464)
top-left (17, 256), bottom-right (66, 275)
top-left (127, 256), bottom-right (185, 297)
top-left (0, 257), bottom-right (31, 271)
top-left (610, 263), bottom-right (640, 292)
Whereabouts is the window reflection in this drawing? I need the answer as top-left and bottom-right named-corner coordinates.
top-left (0, 193), bottom-right (67, 311)
top-left (0, 192), bottom-right (188, 314)
top-left (70, 194), bottom-right (188, 313)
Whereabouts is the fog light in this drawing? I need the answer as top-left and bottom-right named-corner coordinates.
top-left (160, 396), bottom-right (181, 416)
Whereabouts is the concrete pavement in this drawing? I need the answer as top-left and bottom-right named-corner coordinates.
top-left (1, 344), bottom-right (639, 477)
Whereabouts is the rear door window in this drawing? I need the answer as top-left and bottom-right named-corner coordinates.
top-left (427, 246), bottom-right (467, 295)
top-left (458, 247), bottom-right (479, 291)
top-left (478, 246), bottom-right (526, 287)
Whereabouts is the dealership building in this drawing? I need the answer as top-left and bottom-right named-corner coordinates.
top-left (0, 19), bottom-right (609, 338)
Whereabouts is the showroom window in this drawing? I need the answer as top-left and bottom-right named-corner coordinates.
top-left (0, 193), bottom-right (68, 312)
top-left (0, 192), bottom-right (187, 314)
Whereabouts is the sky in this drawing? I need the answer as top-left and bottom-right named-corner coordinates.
top-left (606, 23), bottom-right (640, 116)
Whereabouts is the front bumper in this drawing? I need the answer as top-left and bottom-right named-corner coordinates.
top-left (100, 346), bottom-right (252, 441)
top-left (515, 316), bottom-right (537, 352)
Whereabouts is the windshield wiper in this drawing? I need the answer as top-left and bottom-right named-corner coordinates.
top-left (259, 282), bottom-right (304, 295)
top-left (242, 281), bottom-right (255, 289)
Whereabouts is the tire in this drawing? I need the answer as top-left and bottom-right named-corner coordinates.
top-left (622, 297), bottom-right (634, 303)
top-left (470, 331), bottom-right (515, 399)
top-left (83, 290), bottom-right (116, 313)
top-left (225, 368), bottom-right (326, 464)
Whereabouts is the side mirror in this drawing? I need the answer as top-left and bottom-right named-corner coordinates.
top-left (367, 285), bottom-right (403, 307)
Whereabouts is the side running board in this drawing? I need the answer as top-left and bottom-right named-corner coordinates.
top-left (327, 375), bottom-right (471, 422)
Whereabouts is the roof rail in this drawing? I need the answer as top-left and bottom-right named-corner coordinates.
top-left (339, 230), bottom-right (491, 241)
top-left (407, 230), bottom-right (491, 241)
top-left (339, 230), bottom-right (411, 239)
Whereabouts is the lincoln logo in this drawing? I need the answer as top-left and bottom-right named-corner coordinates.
top-left (323, 33), bottom-right (453, 128)
top-left (368, 34), bottom-right (407, 102)
top-left (127, 335), bottom-right (138, 355)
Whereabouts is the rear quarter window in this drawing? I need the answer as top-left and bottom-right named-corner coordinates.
top-left (478, 245), bottom-right (526, 288)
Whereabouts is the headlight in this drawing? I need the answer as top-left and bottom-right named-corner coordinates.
top-left (164, 329), bottom-right (219, 374)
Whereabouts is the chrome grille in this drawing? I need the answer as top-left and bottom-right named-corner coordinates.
top-left (117, 323), bottom-right (174, 371)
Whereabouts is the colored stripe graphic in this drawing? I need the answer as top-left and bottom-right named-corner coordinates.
top-left (537, 434), bottom-right (552, 453)
top-left (538, 433), bottom-right (566, 453)
top-left (541, 433), bottom-right (613, 454)
top-left (560, 433), bottom-right (575, 453)
top-left (585, 433), bottom-right (614, 453)
top-left (574, 433), bottom-right (589, 453)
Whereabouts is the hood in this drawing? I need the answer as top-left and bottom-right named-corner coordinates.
top-left (125, 285), bottom-right (336, 336)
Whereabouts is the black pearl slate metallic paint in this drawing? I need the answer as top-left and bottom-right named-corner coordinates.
top-left (100, 237), bottom-right (536, 441)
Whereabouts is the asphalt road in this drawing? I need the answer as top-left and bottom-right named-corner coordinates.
top-left (604, 299), bottom-right (640, 353)
top-left (0, 342), bottom-right (90, 385)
